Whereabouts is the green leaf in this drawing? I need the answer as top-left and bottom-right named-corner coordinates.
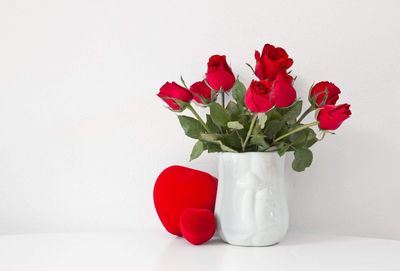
top-left (266, 109), bottom-right (283, 121)
top-left (279, 100), bottom-right (303, 123)
top-left (177, 115), bottom-right (205, 139)
top-left (206, 114), bottom-right (220, 133)
top-left (227, 121), bottom-right (244, 130)
top-left (265, 120), bottom-right (284, 139)
top-left (278, 143), bottom-right (290, 156)
top-left (205, 142), bottom-right (221, 153)
top-left (225, 100), bottom-right (236, 111)
top-left (225, 101), bottom-right (241, 120)
top-left (210, 102), bottom-right (230, 127)
top-left (305, 128), bottom-right (318, 148)
top-left (289, 130), bottom-right (307, 147)
top-left (190, 141), bottom-right (205, 161)
top-left (199, 133), bottom-right (238, 152)
top-left (200, 133), bottom-right (221, 141)
top-left (250, 134), bottom-right (270, 151)
top-left (221, 133), bottom-right (242, 150)
top-left (276, 123), bottom-right (289, 138)
top-left (258, 114), bottom-right (268, 129)
top-left (292, 148), bottom-right (313, 172)
top-left (217, 142), bottom-right (238, 152)
top-left (231, 80), bottom-right (246, 106)
top-left (252, 122), bottom-right (262, 135)
top-left (236, 129), bottom-right (248, 144)
top-left (306, 139), bottom-right (318, 148)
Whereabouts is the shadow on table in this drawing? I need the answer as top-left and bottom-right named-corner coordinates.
top-left (200, 233), bottom-right (346, 247)
top-left (153, 233), bottom-right (338, 271)
top-left (279, 232), bottom-right (350, 246)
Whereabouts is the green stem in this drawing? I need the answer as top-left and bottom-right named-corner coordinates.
top-left (242, 114), bottom-right (257, 151)
top-left (187, 104), bottom-right (211, 133)
top-left (221, 92), bottom-right (225, 108)
top-left (273, 121), bottom-right (319, 144)
top-left (297, 106), bottom-right (314, 123)
top-left (235, 130), bottom-right (244, 146)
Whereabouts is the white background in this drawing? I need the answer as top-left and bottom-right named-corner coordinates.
top-left (0, 0), bottom-right (399, 239)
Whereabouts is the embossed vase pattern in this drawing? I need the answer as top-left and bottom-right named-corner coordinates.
top-left (215, 152), bottom-right (289, 246)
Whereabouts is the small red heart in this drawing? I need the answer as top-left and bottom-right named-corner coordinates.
top-left (153, 166), bottom-right (217, 236)
top-left (180, 208), bottom-right (216, 245)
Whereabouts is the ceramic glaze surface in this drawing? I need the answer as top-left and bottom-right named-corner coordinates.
top-left (215, 152), bottom-right (288, 246)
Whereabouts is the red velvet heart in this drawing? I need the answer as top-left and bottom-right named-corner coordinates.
top-left (153, 165), bottom-right (217, 236)
top-left (180, 208), bottom-right (216, 245)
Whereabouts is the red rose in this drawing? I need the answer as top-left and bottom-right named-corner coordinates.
top-left (189, 80), bottom-right (212, 104)
top-left (244, 80), bottom-right (274, 113)
top-left (276, 72), bottom-right (294, 84)
top-left (157, 82), bottom-right (192, 111)
top-left (255, 44), bottom-right (293, 80)
top-left (271, 74), bottom-right (297, 108)
top-left (310, 81), bottom-right (341, 107)
top-left (317, 104), bottom-right (351, 130)
top-left (205, 55), bottom-right (235, 92)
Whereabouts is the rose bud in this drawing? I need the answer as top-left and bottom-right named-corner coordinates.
top-left (255, 44), bottom-right (293, 81)
top-left (309, 81), bottom-right (341, 107)
top-left (271, 74), bottom-right (297, 108)
top-left (244, 80), bottom-right (274, 113)
top-left (189, 80), bottom-right (212, 105)
top-left (317, 104), bottom-right (351, 130)
top-left (205, 55), bottom-right (235, 92)
top-left (157, 82), bottom-right (192, 111)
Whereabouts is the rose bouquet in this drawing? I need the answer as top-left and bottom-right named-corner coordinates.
top-left (157, 43), bottom-right (351, 172)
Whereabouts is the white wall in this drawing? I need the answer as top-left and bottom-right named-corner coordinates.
top-left (1, 0), bottom-right (399, 239)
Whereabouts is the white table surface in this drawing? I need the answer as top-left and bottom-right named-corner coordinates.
top-left (0, 230), bottom-right (399, 271)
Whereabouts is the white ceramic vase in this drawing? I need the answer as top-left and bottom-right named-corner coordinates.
top-left (215, 152), bottom-right (289, 246)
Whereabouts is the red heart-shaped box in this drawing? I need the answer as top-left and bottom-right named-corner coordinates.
top-left (180, 208), bottom-right (216, 245)
top-left (153, 165), bottom-right (217, 236)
